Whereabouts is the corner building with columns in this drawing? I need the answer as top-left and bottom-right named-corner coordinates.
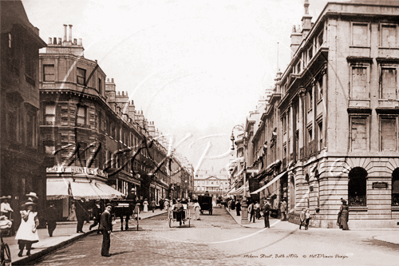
top-left (248, 0), bottom-right (399, 228)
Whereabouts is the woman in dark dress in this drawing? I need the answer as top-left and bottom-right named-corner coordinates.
top-left (338, 200), bottom-right (349, 230)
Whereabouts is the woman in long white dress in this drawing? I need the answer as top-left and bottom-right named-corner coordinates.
top-left (193, 200), bottom-right (201, 220)
top-left (143, 199), bottom-right (148, 212)
top-left (67, 203), bottom-right (77, 221)
top-left (15, 201), bottom-right (39, 257)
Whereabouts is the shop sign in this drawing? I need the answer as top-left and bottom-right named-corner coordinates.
top-left (46, 166), bottom-right (108, 178)
top-left (372, 182), bottom-right (388, 189)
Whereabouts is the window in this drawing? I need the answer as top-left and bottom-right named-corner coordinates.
top-left (44, 104), bottom-right (56, 125)
top-left (44, 143), bottom-right (55, 155)
top-left (77, 142), bottom-right (87, 167)
top-left (317, 119), bottom-right (324, 150)
top-left (350, 116), bottom-right (368, 151)
top-left (380, 117), bottom-right (397, 151)
top-left (317, 31), bottom-right (323, 48)
top-left (307, 127), bottom-right (312, 143)
top-left (77, 68), bottom-right (86, 85)
top-left (282, 116), bottom-right (286, 133)
top-left (308, 46), bottom-right (313, 62)
top-left (380, 68), bottom-right (397, 99)
top-left (317, 78), bottom-right (323, 101)
top-left (77, 106), bottom-right (87, 126)
top-left (26, 112), bottom-right (36, 148)
top-left (392, 169), bottom-right (399, 206)
top-left (351, 65), bottom-right (368, 99)
top-left (43, 65), bottom-right (55, 82)
top-left (352, 23), bottom-right (369, 47)
top-left (308, 90), bottom-right (313, 111)
top-left (98, 78), bottom-right (102, 93)
top-left (348, 167), bottom-right (367, 207)
top-left (381, 24), bottom-right (397, 48)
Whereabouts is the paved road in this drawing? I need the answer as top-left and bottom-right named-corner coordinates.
top-left (31, 207), bottom-right (399, 266)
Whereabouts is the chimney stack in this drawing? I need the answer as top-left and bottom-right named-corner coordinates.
top-left (68, 25), bottom-right (73, 42)
top-left (63, 24), bottom-right (67, 43)
top-left (301, 0), bottom-right (312, 38)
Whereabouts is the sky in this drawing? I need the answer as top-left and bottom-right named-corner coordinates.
top-left (22, 0), bottom-right (342, 173)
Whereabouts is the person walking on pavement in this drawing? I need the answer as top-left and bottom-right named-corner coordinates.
top-left (235, 199), bottom-right (241, 216)
top-left (255, 201), bottom-right (261, 220)
top-left (143, 198), bottom-right (149, 213)
top-left (67, 202), bottom-right (77, 221)
top-left (338, 199), bottom-right (349, 230)
top-left (75, 199), bottom-right (86, 233)
top-left (263, 199), bottom-right (271, 228)
top-left (45, 203), bottom-right (57, 237)
top-left (15, 201), bottom-right (39, 257)
top-left (150, 198), bottom-right (156, 213)
top-left (248, 201), bottom-right (255, 223)
top-left (193, 199), bottom-right (201, 220)
top-left (280, 200), bottom-right (287, 221)
top-left (99, 203), bottom-right (113, 257)
top-left (89, 201), bottom-right (102, 233)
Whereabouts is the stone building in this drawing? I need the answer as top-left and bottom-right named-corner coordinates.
top-left (194, 169), bottom-right (230, 200)
top-left (247, 0), bottom-right (399, 228)
top-left (0, 0), bottom-right (47, 226)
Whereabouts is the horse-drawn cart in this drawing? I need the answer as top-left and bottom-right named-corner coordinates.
top-left (198, 195), bottom-right (213, 215)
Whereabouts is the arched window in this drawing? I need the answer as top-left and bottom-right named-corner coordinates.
top-left (392, 168), bottom-right (399, 206)
top-left (348, 167), bottom-right (367, 206)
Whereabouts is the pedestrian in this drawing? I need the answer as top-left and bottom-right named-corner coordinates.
top-left (305, 209), bottom-right (311, 229)
top-left (193, 199), bottom-right (201, 220)
top-left (255, 201), bottom-right (261, 220)
top-left (248, 201), bottom-right (255, 223)
top-left (89, 201), bottom-right (102, 233)
top-left (45, 203), bottom-right (57, 237)
top-left (227, 199), bottom-right (231, 211)
top-left (150, 198), bottom-right (156, 213)
top-left (67, 202), bottom-right (77, 221)
top-left (99, 203), bottom-right (113, 257)
top-left (143, 198), bottom-right (148, 213)
top-left (75, 199), bottom-right (86, 233)
top-left (0, 195), bottom-right (13, 218)
top-left (235, 200), bottom-right (241, 216)
top-left (299, 208), bottom-right (306, 230)
top-left (231, 199), bottom-right (235, 210)
top-left (159, 198), bottom-right (164, 210)
top-left (338, 199), bottom-right (349, 230)
top-left (263, 199), bottom-right (271, 228)
top-left (280, 200), bottom-right (287, 221)
top-left (15, 201), bottom-right (39, 257)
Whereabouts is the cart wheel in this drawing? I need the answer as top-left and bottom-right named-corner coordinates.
top-left (1, 242), bottom-right (11, 264)
top-left (169, 218), bottom-right (172, 228)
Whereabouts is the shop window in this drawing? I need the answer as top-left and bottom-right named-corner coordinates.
top-left (43, 65), bottom-right (55, 82)
top-left (44, 104), bottom-right (56, 125)
top-left (351, 66), bottom-right (368, 100)
top-left (380, 68), bottom-right (397, 99)
top-left (77, 106), bottom-right (87, 126)
top-left (77, 67), bottom-right (86, 85)
top-left (350, 116), bottom-right (368, 151)
top-left (381, 24), bottom-right (397, 48)
top-left (392, 168), bottom-right (399, 206)
top-left (348, 167), bottom-right (367, 206)
top-left (352, 23), bottom-right (369, 47)
top-left (380, 117), bottom-right (397, 151)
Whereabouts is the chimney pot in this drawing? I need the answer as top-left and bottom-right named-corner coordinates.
top-left (74, 38), bottom-right (77, 45)
top-left (68, 25), bottom-right (73, 42)
top-left (111, 78), bottom-right (114, 83)
top-left (78, 38), bottom-right (82, 46)
top-left (53, 37), bottom-right (57, 44)
top-left (58, 37), bottom-right (62, 44)
top-left (48, 37), bottom-right (52, 44)
top-left (63, 24), bottom-right (68, 42)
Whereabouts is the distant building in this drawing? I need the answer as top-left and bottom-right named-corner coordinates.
top-left (194, 169), bottom-right (229, 199)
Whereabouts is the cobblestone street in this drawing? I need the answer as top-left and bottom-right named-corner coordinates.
top-left (30, 207), bottom-right (399, 266)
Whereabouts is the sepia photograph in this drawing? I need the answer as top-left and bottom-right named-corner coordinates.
top-left (1, 0), bottom-right (399, 265)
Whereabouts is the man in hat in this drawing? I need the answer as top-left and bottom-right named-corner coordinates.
top-left (45, 203), bottom-right (57, 237)
top-left (26, 192), bottom-right (38, 202)
top-left (263, 198), bottom-right (271, 228)
top-left (99, 203), bottom-right (113, 257)
top-left (75, 199), bottom-right (86, 233)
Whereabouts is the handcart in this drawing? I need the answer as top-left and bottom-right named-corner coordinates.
top-left (168, 205), bottom-right (192, 228)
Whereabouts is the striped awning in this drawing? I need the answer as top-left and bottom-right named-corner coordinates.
top-left (251, 171), bottom-right (287, 194)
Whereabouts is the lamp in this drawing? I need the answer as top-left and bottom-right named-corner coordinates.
top-left (230, 132), bottom-right (235, 150)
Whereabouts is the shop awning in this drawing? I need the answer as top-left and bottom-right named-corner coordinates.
top-left (251, 171), bottom-right (287, 194)
top-left (227, 188), bottom-right (236, 196)
top-left (229, 185), bottom-right (249, 196)
top-left (47, 178), bottom-right (124, 200)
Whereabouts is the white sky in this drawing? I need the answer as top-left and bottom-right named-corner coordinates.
top-left (22, 0), bottom-right (341, 172)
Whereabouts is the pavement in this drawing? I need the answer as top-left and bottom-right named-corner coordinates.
top-left (1, 209), bottom-right (167, 265)
top-left (2, 207), bottom-right (399, 265)
top-left (224, 206), bottom-right (399, 245)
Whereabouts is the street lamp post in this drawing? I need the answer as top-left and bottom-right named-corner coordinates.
top-left (230, 125), bottom-right (248, 224)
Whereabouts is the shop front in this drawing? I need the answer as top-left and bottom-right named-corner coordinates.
top-left (46, 166), bottom-right (124, 221)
